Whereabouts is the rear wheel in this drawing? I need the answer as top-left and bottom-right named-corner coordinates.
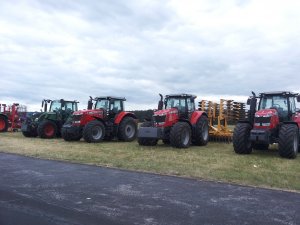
top-left (118, 117), bottom-right (137, 142)
top-left (37, 120), bottom-right (58, 139)
top-left (278, 124), bottom-right (299, 159)
top-left (138, 122), bottom-right (158, 146)
top-left (0, 115), bottom-right (8, 132)
top-left (83, 120), bottom-right (105, 143)
top-left (170, 122), bottom-right (191, 148)
top-left (233, 123), bottom-right (252, 154)
top-left (192, 116), bottom-right (209, 146)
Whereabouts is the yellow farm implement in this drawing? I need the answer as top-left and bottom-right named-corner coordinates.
top-left (198, 99), bottom-right (246, 142)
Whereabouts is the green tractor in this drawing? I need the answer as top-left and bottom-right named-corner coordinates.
top-left (21, 99), bottom-right (78, 138)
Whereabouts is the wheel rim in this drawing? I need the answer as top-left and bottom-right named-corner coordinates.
top-left (44, 124), bottom-right (55, 137)
top-left (0, 119), bottom-right (5, 130)
top-left (92, 126), bottom-right (102, 140)
top-left (182, 128), bottom-right (190, 146)
top-left (125, 124), bottom-right (135, 138)
top-left (201, 123), bottom-right (209, 141)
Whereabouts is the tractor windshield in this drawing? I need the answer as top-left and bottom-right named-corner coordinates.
top-left (49, 100), bottom-right (62, 112)
top-left (95, 99), bottom-right (109, 110)
top-left (259, 95), bottom-right (288, 111)
top-left (165, 97), bottom-right (186, 111)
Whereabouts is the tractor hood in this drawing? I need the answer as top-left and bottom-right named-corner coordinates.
top-left (153, 108), bottom-right (178, 127)
top-left (73, 109), bottom-right (104, 116)
top-left (154, 108), bottom-right (178, 116)
top-left (255, 109), bottom-right (278, 117)
top-left (254, 109), bottom-right (279, 129)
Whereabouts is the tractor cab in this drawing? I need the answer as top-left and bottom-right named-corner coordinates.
top-left (157, 94), bottom-right (196, 122)
top-left (257, 92), bottom-right (299, 122)
top-left (88, 96), bottom-right (125, 119)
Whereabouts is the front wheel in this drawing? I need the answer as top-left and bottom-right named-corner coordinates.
top-left (278, 124), bottom-right (299, 159)
top-left (233, 123), bottom-right (252, 154)
top-left (83, 120), bottom-right (105, 143)
top-left (170, 122), bottom-right (191, 148)
top-left (192, 116), bottom-right (209, 146)
top-left (118, 117), bottom-right (137, 142)
top-left (37, 120), bottom-right (57, 139)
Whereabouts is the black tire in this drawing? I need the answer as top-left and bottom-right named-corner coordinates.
top-left (83, 120), bottom-right (105, 143)
top-left (253, 143), bottom-right (269, 150)
top-left (192, 116), bottom-right (209, 146)
top-left (137, 122), bottom-right (158, 146)
top-left (162, 139), bottom-right (170, 144)
top-left (118, 117), bottom-right (137, 142)
top-left (0, 115), bottom-right (8, 132)
top-left (37, 120), bottom-right (58, 139)
top-left (170, 122), bottom-right (191, 148)
top-left (233, 123), bottom-right (252, 154)
top-left (22, 130), bottom-right (38, 138)
top-left (278, 124), bottom-right (299, 159)
top-left (61, 128), bottom-right (82, 142)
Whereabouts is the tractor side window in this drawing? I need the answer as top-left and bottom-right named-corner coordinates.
top-left (110, 100), bottom-right (122, 113)
top-left (187, 98), bottom-right (195, 112)
top-left (289, 97), bottom-right (296, 113)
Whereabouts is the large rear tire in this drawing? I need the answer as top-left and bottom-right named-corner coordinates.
top-left (170, 122), bottom-right (191, 148)
top-left (233, 123), bottom-right (252, 154)
top-left (137, 122), bottom-right (158, 146)
top-left (37, 120), bottom-right (57, 139)
top-left (0, 115), bottom-right (8, 132)
top-left (118, 117), bottom-right (137, 142)
top-left (83, 120), bottom-right (105, 143)
top-left (192, 116), bottom-right (209, 146)
top-left (278, 124), bottom-right (299, 159)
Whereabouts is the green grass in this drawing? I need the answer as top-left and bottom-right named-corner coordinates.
top-left (0, 132), bottom-right (299, 191)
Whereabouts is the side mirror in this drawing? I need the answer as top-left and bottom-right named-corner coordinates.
top-left (297, 96), bottom-right (300, 102)
top-left (246, 98), bottom-right (251, 105)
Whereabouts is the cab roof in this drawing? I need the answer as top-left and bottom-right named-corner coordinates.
top-left (94, 96), bottom-right (126, 101)
top-left (259, 91), bottom-right (299, 97)
top-left (165, 94), bottom-right (197, 99)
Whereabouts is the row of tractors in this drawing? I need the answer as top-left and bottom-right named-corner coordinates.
top-left (1, 91), bottom-right (300, 159)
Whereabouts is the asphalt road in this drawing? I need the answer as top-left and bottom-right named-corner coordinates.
top-left (0, 153), bottom-right (299, 225)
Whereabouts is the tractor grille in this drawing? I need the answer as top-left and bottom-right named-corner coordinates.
top-left (72, 115), bottom-right (82, 121)
top-left (153, 115), bottom-right (166, 123)
top-left (254, 117), bottom-right (271, 124)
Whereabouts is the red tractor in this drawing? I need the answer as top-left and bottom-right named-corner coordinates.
top-left (61, 96), bottom-right (138, 142)
top-left (0, 103), bottom-right (27, 132)
top-left (233, 91), bottom-right (300, 159)
top-left (137, 94), bottom-right (209, 148)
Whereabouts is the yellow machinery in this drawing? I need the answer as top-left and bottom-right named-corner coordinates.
top-left (199, 99), bottom-right (246, 142)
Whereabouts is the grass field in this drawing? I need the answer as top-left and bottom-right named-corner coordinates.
top-left (0, 132), bottom-right (299, 192)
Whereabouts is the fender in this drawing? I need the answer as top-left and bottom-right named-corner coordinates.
top-left (114, 112), bottom-right (137, 124)
top-left (190, 111), bottom-right (208, 125)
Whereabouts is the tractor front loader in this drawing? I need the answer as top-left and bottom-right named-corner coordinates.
top-left (137, 94), bottom-right (209, 148)
top-left (61, 96), bottom-right (137, 142)
top-left (233, 91), bottom-right (300, 159)
top-left (21, 99), bottom-right (78, 138)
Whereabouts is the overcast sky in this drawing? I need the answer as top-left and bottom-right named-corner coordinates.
top-left (1, 0), bottom-right (300, 111)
